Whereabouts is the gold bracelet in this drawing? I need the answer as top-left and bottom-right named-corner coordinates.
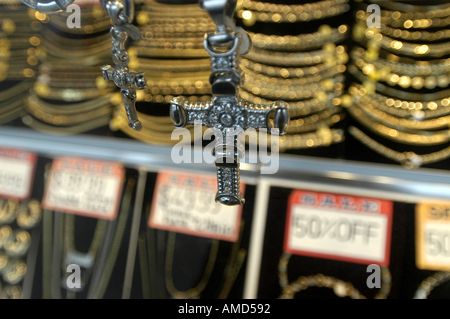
top-left (244, 46), bottom-right (332, 67)
top-left (349, 126), bottom-right (450, 169)
top-left (348, 105), bottom-right (450, 146)
top-left (370, 0), bottom-right (450, 15)
top-left (32, 83), bottom-right (112, 102)
top-left (248, 25), bottom-right (348, 51)
top-left (129, 57), bottom-right (211, 73)
top-left (287, 109), bottom-right (344, 134)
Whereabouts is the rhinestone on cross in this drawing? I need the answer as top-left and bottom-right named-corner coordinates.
top-left (100, 0), bottom-right (146, 131)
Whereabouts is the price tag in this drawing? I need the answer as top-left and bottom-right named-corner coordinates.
top-left (284, 190), bottom-right (393, 266)
top-left (73, 0), bottom-right (100, 7)
top-left (0, 148), bottom-right (37, 201)
top-left (42, 157), bottom-right (125, 220)
top-left (416, 202), bottom-right (450, 271)
top-left (149, 171), bottom-right (244, 242)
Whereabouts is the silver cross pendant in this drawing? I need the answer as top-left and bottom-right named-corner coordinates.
top-left (100, 0), bottom-right (146, 131)
top-left (170, 0), bottom-right (289, 206)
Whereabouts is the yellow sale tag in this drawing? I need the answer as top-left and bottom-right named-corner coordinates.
top-left (416, 202), bottom-right (450, 271)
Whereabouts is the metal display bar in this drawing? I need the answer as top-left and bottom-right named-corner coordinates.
top-left (1, 126), bottom-right (450, 202)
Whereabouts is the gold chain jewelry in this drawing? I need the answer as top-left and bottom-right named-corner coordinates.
top-left (165, 232), bottom-right (219, 299)
top-left (2, 259), bottom-right (26, 285)
top-left (3, 229), bottom-right (31, 258)
top-left (349, 126), bottom-right (450, 169)
top-left (0, 226), bottom-right (12, 249)
top-left (248, 25), bottom-right (348, 51)
top-left (277, 252), bottom-right (391, 299)
top-left (0, 199), bottom-right (19, 225)
top-left (236, 0), bottom-right (349, 25)
top-left (348, 105), bottom-right (450, 146)
top-left (414, 272), bottom-right (450, 299)
top-left (16, 199), bottom-right (42, 230)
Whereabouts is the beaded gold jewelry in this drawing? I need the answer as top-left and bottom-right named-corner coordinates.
top-left (414, 272), bottom-right (450, 299)
top-left (349, 126), bottom-right (450, 169)
top-left (277, 252), bottom-right (391, 299)
top-left (16, 199), bottom-right (42, 230)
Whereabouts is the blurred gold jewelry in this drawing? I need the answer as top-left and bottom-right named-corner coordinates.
top-left (370, 0), bottom-right (450, 15)
top-left (248, 25), bottom-right (348, 51)
top-left (248, 127), bottom-right (345, 151)
top-left (355, 10), bottom-right (450, 30)
top-left (0, 81), bottom-right (33, 101)
top-left (16, 199), bottom-right (42, 230)
top-left (241, 57), bottom-right (346, 78)
top-left (349, 126), bottom-right (450, 169)
top-left (0, 251), bottom-right (8, 273)
top-left (237, 0), bottom-right (347, 15)
top-left (287, 108), bottom-right (344, 134)
top-left (0, 225), bottom-right (12, 249)
top-left (351, 46), bottom-right (450, 77)
top-left (353, 58), bottom-right (450, 90)
top-left (2, 259), bottom-right (26, 285)
top-left (135, 47), bottom-right (209, 58)
top-left (0, 199), bottom-right (18, 225)
top-left (350, 85), bottom-right (450, 120)
top-left (32, 82), bottom-right (111, 102)
top-left (242, 63), bottom-right (345, 86)
top-left (414, 272), bottom-right (450, 299)
top-left (242, 74), bottom-right (344, 101)
top-left (244, 46), bottom-right (331, 67)
top-left (348, 105), bottom-right (450, 146)
top-left (240, 89), bottom-right (337, 118)
top-left (357, 101), bottom-right (450, 130)
top-left (4, 230), bottom-right (30, 257)
top-left (348, 64), bottom-right (450, 101)
top-left (21, 113), bottom-right (111, 135)
top-left (0, 284), bottom-right (23, 299)
top-left (236, 2), bottom-right (349, 25)
top-left (381, 23), bottom-right (450, 42)
top-left (135, 37), bottom-right (205, 50)
top-left (130, 57), bottom-right (211, 73)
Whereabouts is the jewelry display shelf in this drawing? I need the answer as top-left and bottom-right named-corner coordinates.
top-left (1, 126), bottom-right (450, 298)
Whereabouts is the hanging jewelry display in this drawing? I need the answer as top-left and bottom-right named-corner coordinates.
top-left (170, 0), bottom-right (289, 206)
top-left (347, 0), bottom-right (450, 169)
top-left (20, 4), bottom-right (117, 134)
top-left (0, 0), bottom-right (41, 126)
top-left (110, 0), bottom-right (213, 145)
top-left (235, 0), bottom-right (350, 152)
top-left (414, 271), bottom-right (450, 299)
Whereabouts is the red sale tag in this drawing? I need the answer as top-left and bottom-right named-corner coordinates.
top-left (0, 148), bottom-right (37, 201)
top-left (149, 171), bottom-right (244, 242)
top-left (42, 157), bottom-right (125, 220)
top-left (284, 190), bottom-right (393, 266)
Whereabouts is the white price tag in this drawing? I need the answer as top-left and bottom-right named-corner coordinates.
top-left (42, 157), bottom-right (125, 220)
top-left (284, 190), bottom-right (393, 266)
top-left (149, 171), bottom-right (244, 242)
top-left (416, 203), bottom-right (450, 271)
top-left (0, 149), bottom-right (37, 201)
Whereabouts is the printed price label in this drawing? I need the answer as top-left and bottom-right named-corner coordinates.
top-left (284, 190), bottom-right (393, 266)
top-left (0, 149), bottom-right (37, 201)
top-left (42, 157), bottom-right (125, 220)
top-left (416, 203), bottom-right (450, 271)
top-left (149, 171), bottom-right (244, 242)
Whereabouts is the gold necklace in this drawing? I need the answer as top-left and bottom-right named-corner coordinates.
top-left (349, 126), bottom-right (450, 169)
top-left (165, 232), bottom-right (219, 299)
